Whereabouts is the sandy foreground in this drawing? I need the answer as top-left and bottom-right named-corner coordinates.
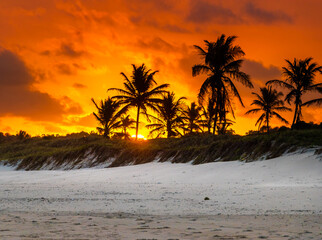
top-left (0, 151), bottom-right (321, 239)
top-left (0, 212), bottom-right (321, 239)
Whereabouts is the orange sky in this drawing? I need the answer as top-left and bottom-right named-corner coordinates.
top-left (0, 0), bottom-right (321, 137)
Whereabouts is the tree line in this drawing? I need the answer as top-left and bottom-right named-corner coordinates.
top-left (92, 34), bottom-right (322, 140)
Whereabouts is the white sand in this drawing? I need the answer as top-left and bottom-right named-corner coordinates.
top-left (0, 150), bottom-right (321, 239)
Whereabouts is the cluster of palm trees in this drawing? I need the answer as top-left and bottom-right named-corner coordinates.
top-left (92, 34), bottom-right (322, 139)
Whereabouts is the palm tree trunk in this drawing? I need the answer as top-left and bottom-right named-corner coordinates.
top-left (291, 104), bottom-right (298, 129)
top-left (266, 113), bottom-right (269, 134)
top-left (104, 124), bottom-right (109, 138)
top-left (212, 106), bottom-right (218, 135)
top-left (135, 105), bottom-right (140, 140)
top-left (218, 114), bottom-right (224, 135)
top-left (207, 118), bottom-right (211, 133)
top-left (296, 105), bottom-right (301, 125)
top-left (222, 113), bottom-right (227, 135)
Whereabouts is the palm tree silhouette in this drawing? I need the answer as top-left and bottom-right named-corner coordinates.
top-left (200, 95), bottom-right (216, 134)
top-left (217, 110), bottom-right (235, 135)
top-left (17, 130), bottom-right (31, 140)
top-left (119, 115), bottom-right (136, 139)
top-left (245, 86), bottom-right (291, 133)
top-left (266, 58), bottom-right (322, 128)
top-left (109, 64), bottom-right (169, 140)
top-left (192, 34), bottom-right (253, 133)
top-left (91, 97), bottom-right (126, 138)
top-left (181, 102), bottom-right (203, 134)
top-left (146, 92), bottom-right (186, 138)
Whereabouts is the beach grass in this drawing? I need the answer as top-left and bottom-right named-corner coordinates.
top-left (0, 129), bottom-right (321, 170)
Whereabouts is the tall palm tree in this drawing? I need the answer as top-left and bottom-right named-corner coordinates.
top-left (181, 102), bottom-right (203, 134)
top-left (192, 34), bottom-right (253, 133)
top-left (266, 58), bottom-right (322, 128)
top-left (245, 86), bottom-right (291, 133)
top-left (109, 64), bottom-right (169, 140)
top-left (91, 97), bottom-right (126, 138)
top-left (146, 92), bottom-right (186, 138)
top-left (119, 115), bottom-right (136, 139)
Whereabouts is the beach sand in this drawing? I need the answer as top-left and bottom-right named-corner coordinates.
top-left (1, 212), bottom-right (321, 239)
top-left (1, 151), bottom-right (321, 239)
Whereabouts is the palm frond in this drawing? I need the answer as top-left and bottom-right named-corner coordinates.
top-left (272, 112), bottom-right (289, 124)
top-left (245, 108), bottom-right (262, 115)
top-left (192, 64), bottom-right (211, 76)
top-left (224, 77), bottom-right (244, 107)
top-left (255, 113), bottom-right (265, 127)
top-left (302, 98), bottom-right (322, 107)
top-left (266, 80), bottom-right (294, 90)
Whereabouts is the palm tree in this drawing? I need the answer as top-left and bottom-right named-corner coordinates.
top-left (245, 86), bottom-right (291, 133)
top-left (146, 92), bottom-right (186, 138)
top-left (181, 102), bottom-right (203, 134)
top-left (91, 97), bottom-right (126, 138)
top-left (16, 130), bottom-right (31, 140)
top-left (192, 34), bottom-right (253, 133)
top-left (200, 95), bottom-right (216, 134)
top-left (216, 110), bottom-right (235, 135)
top-left (109, 64), bottom-right (169, 140)
top-left (266, 58), bottom-right (322, 128)
top-left (119, 115), bottom-right (136, 139)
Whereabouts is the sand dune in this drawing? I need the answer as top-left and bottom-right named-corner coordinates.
top-left (0, 150), bottom-right (321, 239)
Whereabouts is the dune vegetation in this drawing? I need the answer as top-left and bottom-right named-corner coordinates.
top-left (0, 128), bottom-right (321, 170)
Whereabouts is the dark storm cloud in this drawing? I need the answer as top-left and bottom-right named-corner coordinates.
top-left (136, 37), bottom-right (175, 52)
top-left (130, 16), bottom-right (189, 33)
top-left (40, 50), bottom-right (51, 56)
top-left (0, 48), bottom-right (83, 121)
top-left (245, 2), bottom-right (293, 24)
top-left (56, 63), bottom-right (87, 75)
top-left (73, 83), bottom-right (86, 89)
top-left (72, 63), bottom-right (86, 70)
top-left (57, 42), bottom-right (84, 58)
top-left (56, 63), bottom-right (75, 75)
top-left (0, 48), bottom-right (32, 85)
top-left (163, 24), bottom-right (190, 33)
top-left (186, 1), bottom-right (242, 24)
top-left (177, 50), bottom-right (205, 93)
top-left (242, 60), bottom-right (281, 82)
top-left (126, 0), bottom-right (174, 12)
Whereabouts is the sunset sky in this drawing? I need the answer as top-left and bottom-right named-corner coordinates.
top-left (0, 0), bottom-right (321, 137)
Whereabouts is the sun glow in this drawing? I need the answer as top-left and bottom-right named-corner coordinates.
top-left (131, 134), bottom-right (147, 140)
